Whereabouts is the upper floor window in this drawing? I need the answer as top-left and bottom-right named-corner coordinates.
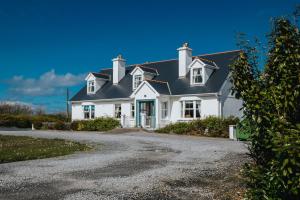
top-left (161, 102), bottom-right (168, 119)
top-left (88, 81), bottom-right (95, 93)
top-left (83, 105), bottom-right (95, 119)
top-left (133, 75), bottom-right (142, 89)
top-left (114, 104), bottom-right (122, 118)
top-left (181, 100), bottom-right (201, 119)
top-left (192, 68), bottom-right (203, 84)
top-left (131, 103), bottom-right (135, 118)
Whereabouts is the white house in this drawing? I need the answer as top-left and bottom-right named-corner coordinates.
top-left (70, 43), bottom-right (243, 129)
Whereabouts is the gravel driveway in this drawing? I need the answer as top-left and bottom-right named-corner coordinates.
top-left (0, 130), bottom-right (248, 200)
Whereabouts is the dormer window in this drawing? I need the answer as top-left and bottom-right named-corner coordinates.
top-left (133, 75), bottom-right (143, 89)
top-left (88, 81), bottom-right (95, 93)
top-left (192, 68), bottom-right (203, 84)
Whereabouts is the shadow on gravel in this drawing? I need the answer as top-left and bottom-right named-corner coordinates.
top-left (0, 180), bottom-right (84, 200)
top-left (66, 157), bottom-right (168, 179)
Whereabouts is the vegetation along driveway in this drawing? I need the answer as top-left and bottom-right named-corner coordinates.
top-left (0, 130), bottom-right (249, 200)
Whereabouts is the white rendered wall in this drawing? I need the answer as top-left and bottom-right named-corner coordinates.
top-left (71, 100), bottom-right (134, 127)
top-left (219, 77), bottom-right (243, 118)
top-left (222, 97), bottom-right (243, 118)
top-left (201, 98), bottom-right (219, 118)
top-left (71, 103), bottom-right (83, 120)
top-left (169, 95), bottom-right (219, 123)
top-left (157, 96), bottom-right (171, 128)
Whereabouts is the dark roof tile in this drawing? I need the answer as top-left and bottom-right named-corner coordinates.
top-left (70, 50), bottom-right (241, 101)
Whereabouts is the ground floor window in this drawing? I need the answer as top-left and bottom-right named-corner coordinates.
top-left (161, 101), bottom-right (168, 119)
top-left (83, 105), bottom-right (95, 119)
top-left (181, 100), bottom-right (201, 119)
top-left (131, 103), bottom-right (135, 118)
top-left (114, 104), bottom-right (122, 118)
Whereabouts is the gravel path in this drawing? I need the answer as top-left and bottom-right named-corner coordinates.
top-left (0, 130), bottom-right (249, 200)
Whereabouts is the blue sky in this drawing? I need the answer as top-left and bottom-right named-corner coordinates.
top-left (0, 0), bottom-right (298, 112)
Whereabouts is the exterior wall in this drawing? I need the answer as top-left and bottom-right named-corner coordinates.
top-left (169, 95), bottom-right (219, 123)
top-left (71, 100), bottom-right (135, 127)
top-left (222, 96), bottom-right (243, 118)
top-left (71, 103), bottom-right (83, 120)
top-left (219, 77), bottom-right (243, 118)
top-left (157, 96), bottom-right (171, 128)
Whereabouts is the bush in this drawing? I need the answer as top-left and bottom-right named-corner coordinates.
top-left (156, 116), bottom-right (239, 137)
top-left (0, 114), bottom-right (67, 129)
top-left (70, 121), bottom-right (80, 130)
top-left (71, 117), bottom-right (120, 131)
top-left (54, 121), bottom-right (67, 130)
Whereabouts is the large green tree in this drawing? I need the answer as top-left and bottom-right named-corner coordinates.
top-left (230, 15), bottom-right (300, 199)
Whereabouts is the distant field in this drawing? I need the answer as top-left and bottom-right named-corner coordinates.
top-left (0, 135), bottom-right (91, 163)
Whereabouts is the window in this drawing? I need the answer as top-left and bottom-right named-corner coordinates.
top-left (83, 105), bottom-right (95, 119)
top-left (192, 68), bottom-right (203, 84)
top-left (88, 80), bottom-right (95, 93)
top-left (161, 102), bottom-right (168, 119)
top-left (114, 104), bottom-right (121, 118)
top-left (131, 103), bottom-right (135, 118)
top-left (91, 105), bottom-right (95, 119)
top-left (133, 75), bottom-right (142, 89)
top-left (184, 101), bottom-right (194, 118)
top-left (181, 100), bottom-right (201, 119)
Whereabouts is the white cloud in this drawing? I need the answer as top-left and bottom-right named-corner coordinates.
top-left (7, 69), bottom-right (86, 96)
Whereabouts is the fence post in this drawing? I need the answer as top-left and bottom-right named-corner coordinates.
top-left (32, 123), bottom-right (35, 131)
top-left (229, 125), bottom-right (237, 140)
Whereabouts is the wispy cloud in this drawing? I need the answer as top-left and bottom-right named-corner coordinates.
top-left (6, 69), bottom-right (85, 96)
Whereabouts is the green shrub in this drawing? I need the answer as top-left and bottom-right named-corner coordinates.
top-left (70, 121), bottom-right (80, 130)
top-left (156, 116), bottom-right (239, 137)
top-left (72, 117), bottom-right (120, 131)
top-left (54, 121), bottom-right (67, 130)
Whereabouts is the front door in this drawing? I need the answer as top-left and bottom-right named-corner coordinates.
top-left (137, 100), bottom-right (155, 128)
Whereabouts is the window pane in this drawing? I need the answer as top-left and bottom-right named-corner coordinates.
top-left (193, 68), bottom-right (203, 84)
top-left (134, 75), bottom-right (142, 89)
top-left (131, 103), bottom-right (135, 117)
top-left (196, 101), bottom-right (201, 118)
top-left (115, 104), bottom-right (121, 118)
top-left (161, 102), bottom-right (168, 119)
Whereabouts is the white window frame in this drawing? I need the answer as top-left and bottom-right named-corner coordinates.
top-left (131, 103), bottom-right (135, 118)
top-left (161, 101), bottom-right (168, 119)
top-left (191, 67), bottom-right (204, 85)
top-left (87, 80), bottom-right (95, 93)
top-left (181, 100), bottom-right (201, 119)
top-left (114, 104), bottom-right (122, 118)
top-left (83, 105), bottom-right (95, 119)
top-left (133, 75), bottom-right (143, 90)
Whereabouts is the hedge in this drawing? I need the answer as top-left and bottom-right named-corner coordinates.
top-left (156, 116), bottom-right (239, 137)
top-left (0, 114), bottom-right (120, 132)
top-left (71, 117), bottom-right (120, 131)
top-left (0, 114), bottom-right (62, 129)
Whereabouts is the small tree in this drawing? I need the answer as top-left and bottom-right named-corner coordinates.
top-left (230, 14), bottom-right (300, 199)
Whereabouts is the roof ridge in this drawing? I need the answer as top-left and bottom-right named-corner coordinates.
top-left (145, 79), bottom-right (168, 84)
top-left (92, 72), bottom-right (110, 76)
top-left (139, 65), bottom-right (157, 71)
top-left (128, 49), bottom-right (241, 67)
top-left (195, 49), bottom-right (241, 57)
top-left (196, 57), bottom-right (214, 63)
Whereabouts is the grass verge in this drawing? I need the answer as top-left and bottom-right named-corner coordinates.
top-left (0, 135), bottom-right (91, 163)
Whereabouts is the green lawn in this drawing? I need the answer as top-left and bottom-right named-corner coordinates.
top-left (0, 135), bottom-right (91, 163)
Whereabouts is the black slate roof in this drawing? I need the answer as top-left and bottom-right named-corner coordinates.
top-left (139, 66), bottom-right (158, 75)
top-left (147, 80), bottom-right (171, 95)
top-left (70, 50), bottom-right (241, 101)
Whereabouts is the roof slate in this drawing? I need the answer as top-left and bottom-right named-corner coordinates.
top-left (70, 50), bottom-right (241, 101)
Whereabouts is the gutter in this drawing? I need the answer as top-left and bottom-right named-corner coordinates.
top-left (70, 98), bottom-right (132, 103)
